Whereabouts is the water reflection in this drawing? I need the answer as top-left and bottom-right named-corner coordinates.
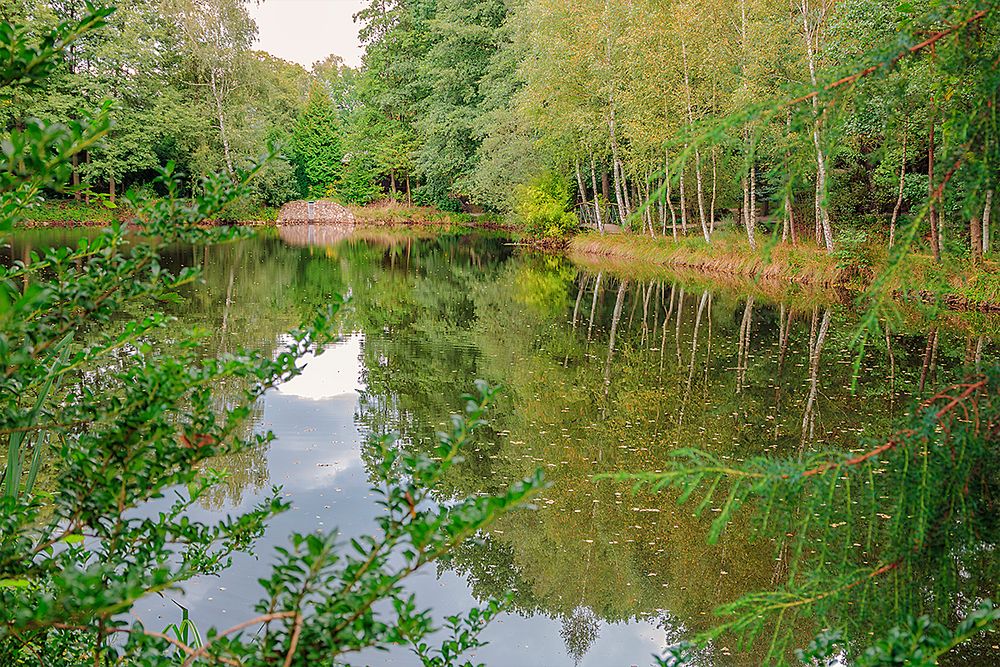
top-left (9, 227), bottom-right (999, 665)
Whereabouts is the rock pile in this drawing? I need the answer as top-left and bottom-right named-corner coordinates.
top-left (277, 200), bottom-right (356, 225)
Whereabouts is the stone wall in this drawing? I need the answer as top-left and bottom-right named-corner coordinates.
top-left (277, 200), bottom-right (356, 225)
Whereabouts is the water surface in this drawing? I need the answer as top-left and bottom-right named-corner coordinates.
top-left (10, 226), bottom-right (998, 666)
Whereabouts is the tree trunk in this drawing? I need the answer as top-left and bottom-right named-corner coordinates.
top-left (801, 0), bottom-right (834, 252)
top-left (608, 84), bottom-right (628, 226)
top-left (389, 170), bottom-right (396, 196)
top-left (84, 151), bottom-right (91, 205)
top-left (710, 147), bottom-right (718, 234)
top-left (928, 97), bottom-right (941, 262)
top-left (602, 171), bottom-right (610, 202)
top-left (665, 149), bottom-right (678, 239)
top-left (405, 172), bottom-right (412, 205)
top-left (681, 39), bottom-right (710, 243)
top-left (590, 155), bottom-right (604, 233)
top-left (575, 159), bottom-right (587, 208)
top-left (984, 189), bottom-right (993, 255)
top-left (889, 128), bottom-right (907, 248)
top-left (679, 161), bottom-right (688, 234)
top-left (643, 175), bottom-right (654, 237)
top-left (783, 112), bottom-right (794, 243)
top-left (210, 68), bottom-right (235, 177)
top-left (109, 173), bottom-right (116, 205)
top-left (742, 174), bottom-right (756, 250)
top-left (72, 154), bottom-right (81, 201)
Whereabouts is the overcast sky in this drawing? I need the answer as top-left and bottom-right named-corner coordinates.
top-left (247, 0), bottom-right (367, 70)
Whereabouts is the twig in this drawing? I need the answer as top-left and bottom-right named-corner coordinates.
top-left (785, 10), bottom-right (989, 107)
top-left (180, 612), bottom-right (296, 667)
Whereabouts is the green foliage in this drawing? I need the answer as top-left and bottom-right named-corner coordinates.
top-left (513, 172), bottom-right (578, 239)
top-left (291, 84), bottom-right (344, 199)
top-left (832, 226), bottom-right (877, 277)
top-left (0, 10), bottom-right (543, 665)
top-left (609, 370), bottom-right (1000, 664)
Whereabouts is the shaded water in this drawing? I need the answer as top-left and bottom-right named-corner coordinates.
top-left (9, 227), bottom-right (999, 665)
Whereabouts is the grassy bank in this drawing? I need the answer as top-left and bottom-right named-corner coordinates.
top-left (569, 230), bottom-right (1000, 311)
top-left (347, 201), bottom-right (512, 229)
top-left (16, 199), bottom-right (281, 226)
top-left (17, 199), bottom-right (507, 230)
top-left (17, 200), bottom-right (123, 226)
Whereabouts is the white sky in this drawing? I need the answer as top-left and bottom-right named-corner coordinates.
top-left (247, 0), bottom-right (367, 70)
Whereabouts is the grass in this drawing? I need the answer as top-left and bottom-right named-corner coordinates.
top-left (569, 228), bottom-right (1000, 310)
top-left (19, 199), bottom-right (123, 226)
top-left (570, 229), bottom-right (851, 286)
top-left (348, 200), bottom-right (509, 228)
top-left (17, 198), bottom-right (281, 226)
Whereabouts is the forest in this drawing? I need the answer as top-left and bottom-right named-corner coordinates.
top-left (8, 0), bottom-right (998, 260)
top-left (1, 0), bottom-right (999, 665)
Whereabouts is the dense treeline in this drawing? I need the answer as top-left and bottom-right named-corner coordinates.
top-left (1, 0), bottom-right (392, 213)
top-left (9, 0), bottom-right (999, 256)
top-left (355, 0), bottom-right (999, 254)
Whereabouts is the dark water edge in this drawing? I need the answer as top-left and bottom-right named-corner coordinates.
top-left (8, 226), bottom-right (999, 666)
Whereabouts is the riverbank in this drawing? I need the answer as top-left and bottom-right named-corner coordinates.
top-left (569, 230), bottom-right (1000, 311)
top-left (17, 199), bottom-right (514, 231)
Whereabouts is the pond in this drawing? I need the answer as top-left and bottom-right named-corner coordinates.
top-left (9, 226), bottom-right (999, 666)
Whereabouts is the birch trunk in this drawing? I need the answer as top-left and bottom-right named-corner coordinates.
top-left (590, 156), bottom-right (604, 233)
top-left (72, 154), bottom-right (81, 201)
top-left (801, 0), bottom-right (833, 251)
top-left (665, 149), bottom-right (678, 239)
top-left (710, 147), bottom-right (717, 234)
top-left (679, 162), bottom-right (688, 234)
top-left (575, 159), bottom-right (588, 213)
top-left (984, 189), bottom-right (993, 255)
top-left (210, 67), bottom-right (235, 177)
top-left (681, 39), bottom-right (710, 242)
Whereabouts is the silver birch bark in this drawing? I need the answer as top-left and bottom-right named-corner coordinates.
top-left (665, 149), bottom-right (678, 239)
top-left (983, 189), bottom-right (992, 255)
top-left (801, 0), bottom-right (834, 251)
top-left (682, 39), bottom-right (710, 242)
top-left (590, 156), bottom-right (604, 233)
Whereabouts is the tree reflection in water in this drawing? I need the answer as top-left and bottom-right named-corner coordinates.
top-left (12, 227), bottom-right (996, 664)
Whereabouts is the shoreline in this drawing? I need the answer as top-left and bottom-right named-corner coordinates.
top-left (568, 232), bottom-right (1000, 312)
top-left (16, 212), bottom-right (1000, 312)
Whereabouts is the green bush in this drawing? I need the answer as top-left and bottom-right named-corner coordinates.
top-left (0, 10), bottom-right (542, 666)
top-left (833, 226), bottom-right (876, 277)
top-left (513, 172), bottom-right (578, 239)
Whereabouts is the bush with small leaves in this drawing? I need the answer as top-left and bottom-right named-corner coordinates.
top-left (0, 7), bottom-right (543, 666)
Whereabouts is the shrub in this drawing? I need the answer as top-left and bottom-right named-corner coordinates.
top-left (513, 172), bottom-right (578, 239)
top-left (0, 9), bottom-right (541, 666)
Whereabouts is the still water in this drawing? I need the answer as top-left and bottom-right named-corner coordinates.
top-left (10, 227), bottom-right (999, 665)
